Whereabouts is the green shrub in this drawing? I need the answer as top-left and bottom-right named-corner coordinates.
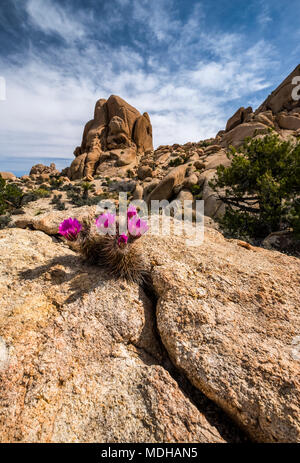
top-left (210, 134), bottom-right (300, 240)
top-left (81, 181), bottom-right (94, 199)
top-left (0, 215), bottom-right (11, 229)
top-left (34, 188), bottom-right (51, 198)
top-left (21, 187), bottom-right (51, 205)
top-left (194, 193), bottom-right (203, 201)
top-left (169, 157), bottom-right (184, 167)
top-left (190, 184), bottom-right (202, 196)
top-left (51, 193), bottom-right (66, 210)
top-left (50, 178), bottom-right (64, 189)
top-left (0, 176), bottom-right (23, 214)
top-left (198, 140), bottom-right (211, 148)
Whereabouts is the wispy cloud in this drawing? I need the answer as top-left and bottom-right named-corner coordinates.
top-left (0, 0), bottom-right (280, 173)
top-left (26, 0), bottom-right (88, 41)
top-left (257, 4), bottom-right (272, 27)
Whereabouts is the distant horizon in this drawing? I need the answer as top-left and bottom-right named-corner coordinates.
top-left (1, 0), bottom-right (300, 173)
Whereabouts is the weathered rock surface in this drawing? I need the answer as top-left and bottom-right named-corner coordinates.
top-left (257, 64), bottom-right (300, 114)
top-left (30, 163), bottom-right (59, 177)
top-left (0, 228), bottom-right (225, 443)
top-left (198, 170), bottom-right (226, 219)
top-left (225, 107), bottom-right (253, 132)
top-left (11, 205), bottom-right (97, 234)
top-left (133, 112), bottom-right (153, 154)
top-left (277, 114), bottom-right (300, 131)
top-left (2, 211), bottom-right (300, 443)
top-left (0, 172), bottom-right (16, 180)
top-left (203, 150), bottom-right (231, 171)
top-left (147, 165), bottom-right (187, 203)
top-left (221, 122), bottom-right (269, 148)
top-left (140, 221), bottom-right (300, 443)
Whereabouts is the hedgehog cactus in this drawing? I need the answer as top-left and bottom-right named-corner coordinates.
top-left (58, 207), bottom-right (149, 283)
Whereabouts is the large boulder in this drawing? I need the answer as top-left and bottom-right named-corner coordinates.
top-left (30, 163), bottom-right (59, 177)
top-left (277, 114), bottom-right (300, 131)
top-left (147, 165), bottom-right (187, 203)
top-left (203, 150), bottom-right (231, 171)
top-left (68, 96), bottom-right (153, 180)
top-left (133, 112), bottom-right (153, 154)
top-left (140, 221), bottom-right (300, 442)
top-left (221, 122), bottom-right (269, 148)
top-left (68, 153), bottom-right (87, 180)
top-left (0, 171), bottom-right (16, 181)
top-left (225, 107), bottom-right (253, 132)
top-left (198, 169), bottom-right (226, 219)
top-left (0, 228), bottom-right (225, 443)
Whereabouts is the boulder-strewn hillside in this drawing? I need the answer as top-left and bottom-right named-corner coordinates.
top-left (0, 66), bottom-right (300, 443)
top-left (3, 65), bottom-right (298, 234)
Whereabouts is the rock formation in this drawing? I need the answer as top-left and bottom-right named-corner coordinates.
top-left (257, 64), bottom-right (300, 114)
top-left (0, 171), bottom-right (16, 181)
top-left (220, 64), bottom-right (300, 148)
top-left (0, 227), bottom-right (235, 443)
top-left (0, 219), bottom-right (299, 442)
top-left (30, 163), bottom-right (59, 176)
top-left (68, 95), bottom-right (153, 180)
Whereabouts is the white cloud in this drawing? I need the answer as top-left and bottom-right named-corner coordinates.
top-left (0, 0), bottom-right (277, 172)
top-left (131, 0), bottom-right (181, 42)
top-left (257, 4), bottom-right (272, 27)
top-left (26, 0), bottom-right (88, 41)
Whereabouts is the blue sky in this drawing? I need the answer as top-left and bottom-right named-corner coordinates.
top-left (0, 0), bottom-right (299, 175)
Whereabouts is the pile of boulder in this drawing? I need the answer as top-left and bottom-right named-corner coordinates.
top-left (220, 64), bottom-right (300, 147)
top-left (5, 65), bottom-right (299, 246)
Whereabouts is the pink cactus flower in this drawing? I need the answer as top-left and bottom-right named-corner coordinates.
top-left (128, 216), bottom-right (149, 237)
top-left (127, 205), bottom-right (137, 219)
top-left (95, 212), bottom-right (116, 229)
top-left (58, 218), bottom-right (82, 241)
top-left (117, 234), bottom-right (128, 246)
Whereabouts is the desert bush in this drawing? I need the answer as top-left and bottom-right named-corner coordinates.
top-left (50, 178), bottom-right (64, 189)
top-left (0, 176), bottom-right (23, 214)
top-left (190, 184), bottom-right (202, 196)
top-left (51, 194), bottom-right (66, 210)
top-left (81, 181), bottom-right (95, 199)
top-left (0, 215), bottom-right (11, 229)
top-left (22, 187), bottom-right (51, 205)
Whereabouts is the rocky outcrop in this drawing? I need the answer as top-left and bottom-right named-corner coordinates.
top-left (257, 64), bottom-right (300, 114)
top-left (133, 112), bottom-right (153, 154)
top-left (146, 165), bottom-right (187, 203)
top-left (219, 64), bottom-right (300, 150)
top-left (0, 172), bottom-right (16, 181)
top-left (142, 220), bottom-right (300, 443)
top-left (68, 96), bottom-right (153, 180)
top-left (225, 107), bottom-right (253, 132)
top-left (221, 122), bottom-right (269, 148)
top-left (0, 228), bottom-right (230, 443)
top-left (1, 204), bottom-right (300, 443)
top-left (30, 163), bottom-right (59, 177)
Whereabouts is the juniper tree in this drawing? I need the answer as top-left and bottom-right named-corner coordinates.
top-left (210, 134), bottom-right (300, 240)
